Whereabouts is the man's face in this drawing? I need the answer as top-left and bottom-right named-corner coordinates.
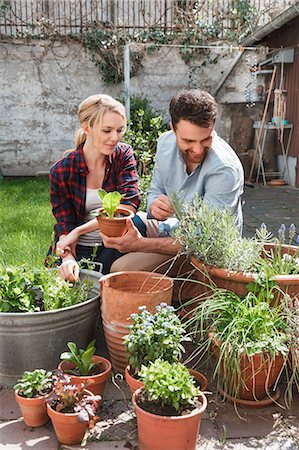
top-left (172, 120), bottom-right (214, 166)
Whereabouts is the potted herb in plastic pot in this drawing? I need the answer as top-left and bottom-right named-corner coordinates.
top-left (14, 369), bottom-right (53, 427)
top-left (132, 359), bottom-right (207, 450)
top-left (46, 371), bottom-right (101, 445)
top-left (58, 340), bottom-right (112, 396)
top-left (124, 303), bottom-right (208, 394)
top-left (91, 189), bottom-right (134, 237)
top-left (0, 265), bottom-right (102, 386)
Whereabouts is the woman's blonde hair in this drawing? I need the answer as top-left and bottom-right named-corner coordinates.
top-left (75, 94), bottom-right (126, 148)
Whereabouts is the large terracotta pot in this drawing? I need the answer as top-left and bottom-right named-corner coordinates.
top-left (15, 391), bottom-right (49, 427)
top-left (100, 271), bottom-right (173, 374)
top-left (96, 207), bottom-right (134, 237)
top-left (132, 388), bottom-right (207, 450)
top-left (211, 336), bottom-right (285, 403)
top-left (191, 243), bottom-right (299, 298)
top-left (58, 355), bottom-right (112, 396)
top-left (125, 365), bottom-right (208, 395)
top-left (47, 389), bottom-right (93, 445)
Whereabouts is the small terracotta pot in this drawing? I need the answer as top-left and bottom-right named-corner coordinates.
top-left (100, 271), bottom-right (173, 374)
top-left (125, 365), bottom-right (208, 395)
top-left (96, 207), bottom-right (134, 237)
top-left (47, 389), bottom-right (93, 445)
top-left (58, 355), bottom-right (112, 396)
top-left (15, 391), bottom-right (49, 427)
top-left (132, 387), bottom-right (207, 450)
top-left (191, 243), bottom-right (299, 299)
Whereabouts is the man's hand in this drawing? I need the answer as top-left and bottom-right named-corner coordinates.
top-left (100, 218), bottom-right (143, 252)
top-left (150, 194), bottom-right (173, 220)
top-left (58, 259), bottom-right (80, 282)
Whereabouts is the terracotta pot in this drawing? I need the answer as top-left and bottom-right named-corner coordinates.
top-left (58, 355), bottom-right (112, 396)
top-left (210, 336), bottom-right (285, 402)
top-left (47, 389), bottom-right (93, 445)
top-left (96, 207), bottom-right (134, 237)
top-left (191, 243), bottom-right (299, 299)
top-left (126, 365), bottom-right (208, 395)
top-left (132, 388), bottom-right (207, 450)
top-left (100, 271), bottom-right (173, 374)
top-left (15, 391), bottom-right (49, 427)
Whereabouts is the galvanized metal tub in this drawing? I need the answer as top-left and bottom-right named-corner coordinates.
top-left (0, 269), bottom-right (101, 386)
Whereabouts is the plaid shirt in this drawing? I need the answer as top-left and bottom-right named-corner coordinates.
top-left (50, 143), bottom-right (141, 240)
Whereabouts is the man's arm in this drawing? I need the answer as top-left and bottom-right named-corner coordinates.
top-left (101, 219), bottom-right (181, 255)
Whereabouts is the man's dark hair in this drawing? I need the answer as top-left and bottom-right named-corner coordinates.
top-left (169, 89), bottom-right (218, 130)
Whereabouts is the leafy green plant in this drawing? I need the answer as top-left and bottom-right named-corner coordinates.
top-left (60, 340), bottom-right (97, 376)
top-left (0, 265), bottom-right (94, 313)
top-left (138, 359), bottom-right (199, 413)
top-left (46, 371), bottom-right (101, 423)
top-left (124, 303), bottom-right (189, 375)
top-left (91, 189), bottom-right (125, 218)
top-left (14, 369), bottom-right (53, 398)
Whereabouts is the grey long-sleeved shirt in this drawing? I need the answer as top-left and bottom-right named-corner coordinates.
top-left (146, 130), bottom-right (244, 233)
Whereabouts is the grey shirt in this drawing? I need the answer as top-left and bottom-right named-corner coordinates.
top-left (146, 130), bottom-right (244, 232)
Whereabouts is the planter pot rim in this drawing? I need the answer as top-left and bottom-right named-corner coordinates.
top-left (132, 387), bottom-right (207, 419)
top-left (59, 355), bottom-right (112, 379)
top-left (46, 388), bottom-right (93, 417)
top-left (95, 206), bottom-right (134, 217)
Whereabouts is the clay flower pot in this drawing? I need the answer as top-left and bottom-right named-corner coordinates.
top-left (191, 243), bottom-right (299, 299)
top-left (100, 271), bottom-right (173, 374)
top-left (58, 355), bottom-right (112, 396)
top-left (15, 391), bottom-right (49, 427)
top-left (47, 389), bottom-right (93, 445)
top-left (96, 207), bottom-right (134, 237)
top-left (125, 365), bottom-right (208, 395)
top-left (132, 388), bottom-right (207, 450)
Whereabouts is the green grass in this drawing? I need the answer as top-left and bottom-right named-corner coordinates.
top-left (0, 177), bottom-right (55, 267)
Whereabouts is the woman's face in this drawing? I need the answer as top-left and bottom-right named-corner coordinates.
top-left (84, 111), bottom-right (126, 155)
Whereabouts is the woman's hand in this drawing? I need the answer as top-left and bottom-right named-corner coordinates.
top-left (56, 230), bottom-right (79, 258)
top-left (100, 218), bottom-right (143, 253)
top-left (149, 194), bottom-right (173, 220)
top-left (58, 258), bottom-right (80, 282)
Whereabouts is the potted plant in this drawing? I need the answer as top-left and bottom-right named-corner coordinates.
top-left (0, 265), bottom-right (101, 386)
top-left (58, 339), bottom-right (112, 396)
top-left (174, 196), bottom-right (299, 299)
top-left (14, 369), bottom-right (53, 427)
top-left (90, 189), bottom-right (134, 237)
top-left (132, 359), bottom-right (207, 450)
top-left (46, 371), bottom-right (101, 445)
top-left (185, 286), bottom-right (293, 407)
top-left (124, 303), bottom-right (208, 393)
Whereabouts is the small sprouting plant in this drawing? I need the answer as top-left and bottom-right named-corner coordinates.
top-left (14, 369), bottom-right (53, 398)
top-left (91, 189), bottom-right (125, 218)
top-left (139, 359), bottom-right (199, 413)
top-left (60, 340), bottom-right (98, 376)
top-left (124, 303), bottom-right (189, 375)
top-left (46, 371), bottom-right (101, 423)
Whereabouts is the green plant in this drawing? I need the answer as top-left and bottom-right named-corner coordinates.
top-left (46, 371), bottom-right (101, 422)
top-left (138, 359), bottom-right (199, 413)
top-left (0, 265), bottom-right (94, 313)
top-left (14, 369), bottom-right (53, 398)
top-left (124, 303), bottom-right (189, 375)
top-left (60, 340), bottom-right (97, 376)
top-left (91, 189), bottom-right (125, 218)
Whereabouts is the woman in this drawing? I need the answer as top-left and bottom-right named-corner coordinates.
top-left (49, 94), bottom-right (141, 281)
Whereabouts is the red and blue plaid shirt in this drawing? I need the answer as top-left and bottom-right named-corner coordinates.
top-left (50, 143), bottom-right (141, 240)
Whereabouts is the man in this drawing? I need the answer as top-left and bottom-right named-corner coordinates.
top-left (102, 89), bottom-right (244, 273)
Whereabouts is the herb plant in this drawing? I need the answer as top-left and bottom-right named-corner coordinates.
top-left (124, 303), bottom-right (189, 375)
top-left (60, 340), bottom-right (97, 376)
top-left (139, 359), bottom-right (199, 413)
top-left (14, 369), bottom-right (53, 398)
top-left (91, 189), bottom-right (125, 218)
top-left (46, 371), bottom-right (101, 423)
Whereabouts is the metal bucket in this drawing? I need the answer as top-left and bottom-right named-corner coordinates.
top-left (0, 269), bottom-right (102, 386)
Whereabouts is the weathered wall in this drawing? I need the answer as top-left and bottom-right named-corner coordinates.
top-left (0, 39), bottom-right (260, 175)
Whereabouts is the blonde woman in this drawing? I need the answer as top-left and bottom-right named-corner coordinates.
top-left (48, 94), bottom-right (141, 281)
